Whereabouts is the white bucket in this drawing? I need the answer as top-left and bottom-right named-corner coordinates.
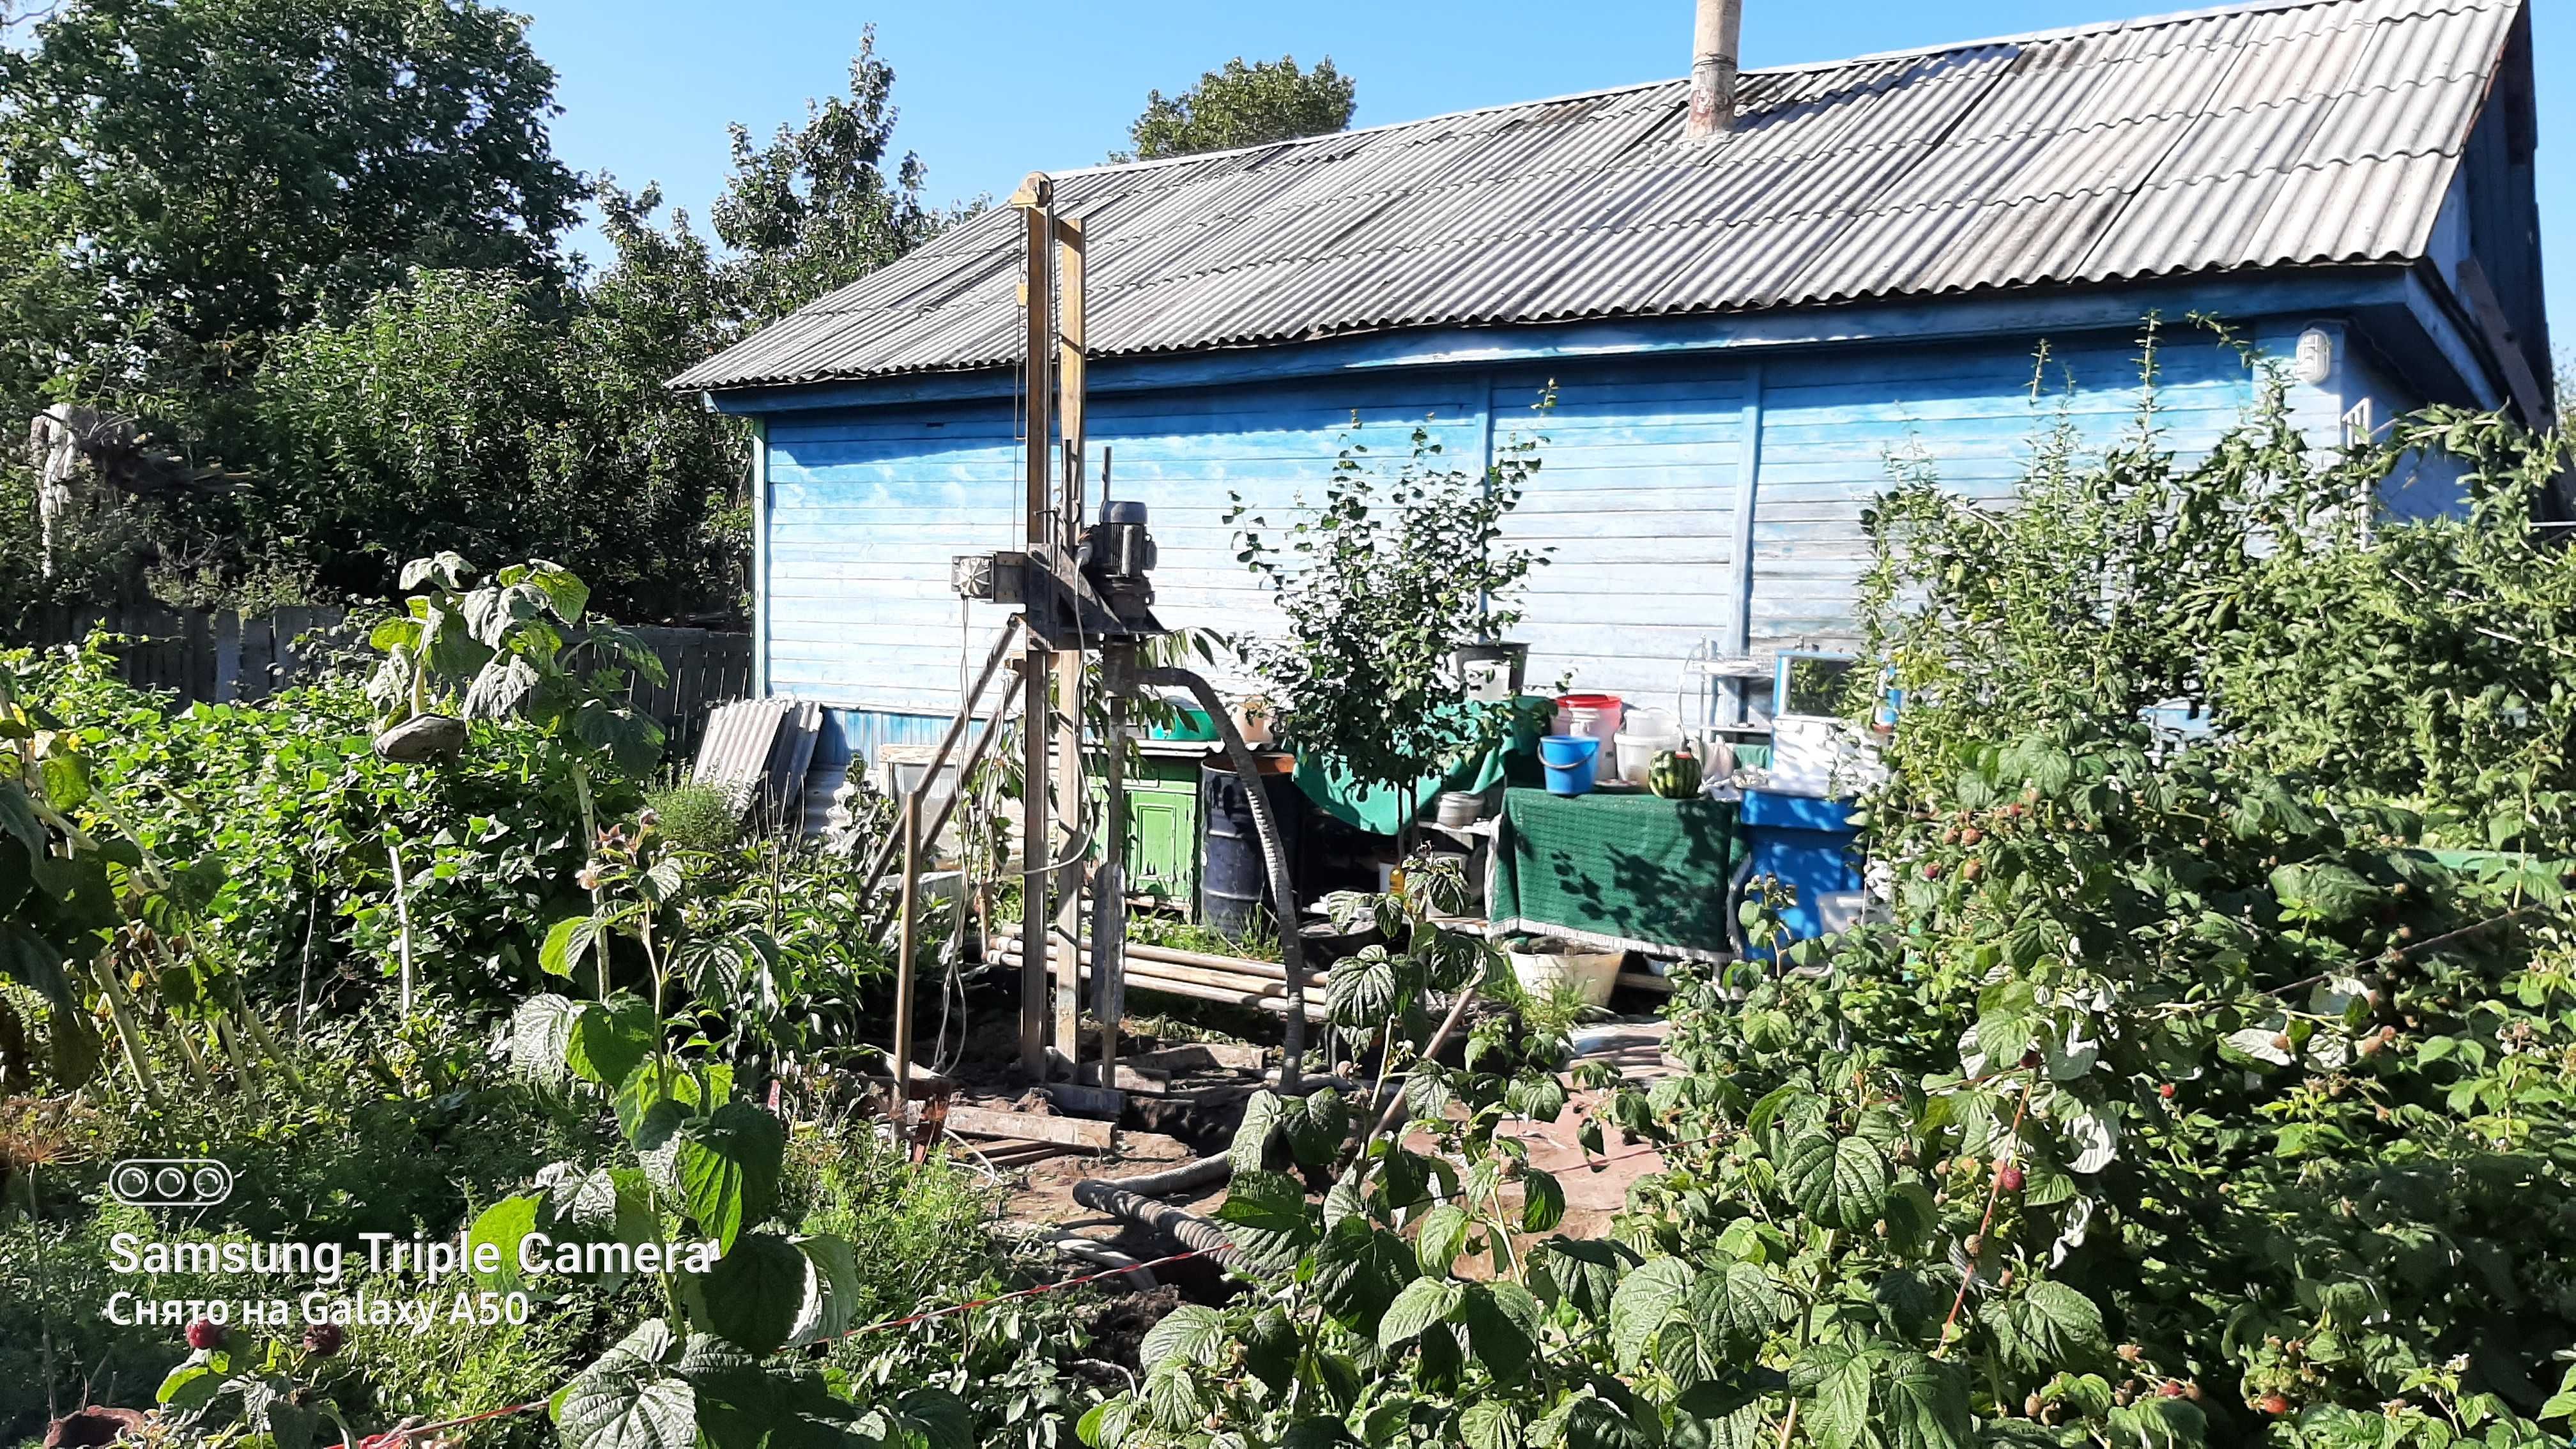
top-left (1616, 728), bottom-right (1685, 785)
top-left (1627, 706), bottom-right (1680, 736)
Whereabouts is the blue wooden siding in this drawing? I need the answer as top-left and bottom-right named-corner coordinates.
top-left (760, 318), bottom-right (2391, 747)
top-left (1491, 367), bottom-right (1749, 709)
top-left (1088, 378), bottom-right (1485, 664)
top-left (765, 397), bottom-right (1022, 712)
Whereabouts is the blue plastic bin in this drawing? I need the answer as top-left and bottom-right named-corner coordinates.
top-left (1736, 788), bottom-right (1864, 954)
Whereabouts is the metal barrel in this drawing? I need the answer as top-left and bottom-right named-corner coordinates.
top-left (1199, 762), bottom-right (1304, 941)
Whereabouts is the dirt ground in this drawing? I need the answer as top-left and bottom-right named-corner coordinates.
top-left (962, 1015), bottom-right (1683, 1271)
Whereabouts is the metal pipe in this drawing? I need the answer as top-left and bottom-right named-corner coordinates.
top-left (1685, 0), bottom-right (1746, 140)
top-left (1140, 667), bottom-right (1308, 1088)
top-left (1097, 694), bottom-right (1128, 1089)
top-left (860, 674), bottom-right (1020, 944)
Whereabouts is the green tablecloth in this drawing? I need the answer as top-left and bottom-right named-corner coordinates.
top-left (1489, 786), bottom-right (1744, 963)
top-left (1292, 696), bottom-right (1556, 835)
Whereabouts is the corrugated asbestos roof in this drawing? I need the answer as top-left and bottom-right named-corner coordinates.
top-left (673, 0), bottom-right (2522, 393)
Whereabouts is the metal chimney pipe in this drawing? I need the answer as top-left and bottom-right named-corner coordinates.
top-left (1685, 0), bottom-right (1745, 139)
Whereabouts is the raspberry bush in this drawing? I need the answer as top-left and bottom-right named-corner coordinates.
top-left (1092, 347), bottom-right (2576, 1449)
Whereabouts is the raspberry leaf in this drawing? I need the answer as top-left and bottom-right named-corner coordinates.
top-left (683, 1232), bottom-right (808, 1356)
top-left (674, 1101), bottom-right (783, 1251)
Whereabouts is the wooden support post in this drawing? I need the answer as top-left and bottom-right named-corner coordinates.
top-left (1057, 216), bottom-right (1087, 532)
top-left (893, 792), bottom-right (921, 1100)
top-left (1048, 211), bottom-right (1090, 1081)
top-left (1015, 178), bottom-right (1056, 1080)
top-left (1052, 650), bottom-right (1084, 1066)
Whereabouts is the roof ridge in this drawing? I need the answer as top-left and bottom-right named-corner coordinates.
top-left (1036, 0), bottom-right (2485, 187)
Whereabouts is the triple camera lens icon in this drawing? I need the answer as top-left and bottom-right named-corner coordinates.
top-left (109, 1158), bottom-right (234, 1208)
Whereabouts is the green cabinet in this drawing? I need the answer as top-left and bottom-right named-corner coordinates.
top-left (1092, 741), bottom-right (1211, 917)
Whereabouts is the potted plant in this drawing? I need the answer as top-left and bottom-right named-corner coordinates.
top-left (1450, 638), bottom-right (1530, 703)
top-left (1232, 691), bottom-right (1276, 747)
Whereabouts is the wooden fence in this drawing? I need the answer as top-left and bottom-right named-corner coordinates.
top-left (12, 606), bottom-right (753, 760)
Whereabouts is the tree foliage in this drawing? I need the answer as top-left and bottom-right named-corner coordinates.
top-left (701, 27), bottom-right (943, 331)
top-left (1122, 55), bottom-right (1355, 162)
top-left (0, 0), bottom-right (583, 420)
top-left (1228, 406), bottom-right (1551, 817)
top-left (249, 269), bottom-right (743, 618)
top-left (0, 8), bottom-right (947, 625)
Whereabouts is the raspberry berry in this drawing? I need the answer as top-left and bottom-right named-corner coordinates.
top-left (1997, 1163), bottom-right (2025, 1193)
top-left (2258, 1394), bottom-right (2291, 1416)
top-left (304, 1322), bottom-right (346, 1358)
top-left (185, 1319), bottom-right (224, 1351)
top-left (2159, 1083), bottom-right (2177, 1099)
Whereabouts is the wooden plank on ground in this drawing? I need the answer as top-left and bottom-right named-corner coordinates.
top-left (1047, 1082), bottom-right (1125, 1117)
top-left (944, 1104), bottom-right (1114, 1150)
top-left (1129, 1042), bottom-right (1266, 1073)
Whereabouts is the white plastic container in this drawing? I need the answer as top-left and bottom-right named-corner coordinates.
top-left (1615, 733), bottom-right (1682, 784)
top-left (1508, 940), bottom-right (1625, 1009)
top-left (1552, 695), bottom-right (1625, 749)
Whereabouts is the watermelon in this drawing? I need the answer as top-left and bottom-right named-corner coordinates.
top-left (1649, 747), bottom-right (1703, 799)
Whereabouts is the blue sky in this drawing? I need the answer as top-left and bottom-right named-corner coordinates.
top-left (522, 0), bottom-right (2570, 349)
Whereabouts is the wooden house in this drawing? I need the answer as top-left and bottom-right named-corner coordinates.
top-left (673, 0), bottom-right (2550, 808)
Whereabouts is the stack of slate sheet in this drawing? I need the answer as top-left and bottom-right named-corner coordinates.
top-left (691, 698), bottom-right (822, 825)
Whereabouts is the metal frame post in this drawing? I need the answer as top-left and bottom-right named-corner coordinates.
top-left (893, 793), bottom-right (920, 1101)
top-left (1098, 693), bottom-right (1127, 1089)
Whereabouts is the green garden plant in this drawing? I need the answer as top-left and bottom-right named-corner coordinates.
top-left (1085, 352), bottom-right (2576, 1449)
top-left (1081, 862), bottom-right (1622, 1448)
top-left (1227, 401), bottom-right (1552, 841)
top-left (369, 553), bottom-right (668, 847)
top-left (1570, 353), bottom-right (2576, 1448)
top-left (502, 831), bottom-right (968, 1449)
top-left (12, 640), bottom-right (618, 1015)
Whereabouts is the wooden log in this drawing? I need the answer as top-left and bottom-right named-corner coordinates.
top-left (944, 1104), bottom-right (1114, 1150)
top-left (1126, 940), bottom-right (1291, 979)
top-left (1002, 935), bottom-right (1290, 983)
top-left (991, 944), bottom-right (1325, 1022)
top-left (992, 941), bottom-right (1324, 1020)
top-left (970, 1140), bottom-right (1071, 1168)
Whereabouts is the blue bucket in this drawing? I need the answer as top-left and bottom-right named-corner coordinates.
top-left (1538, 733), bottom-right (1601, 796)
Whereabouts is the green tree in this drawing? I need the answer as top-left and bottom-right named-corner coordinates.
top-left (249, 269), bottom-right (738, 620)
top-left (0, 0), bottom-right (584, 425)
top-left (1121, 54), bottom-right (1355, 162)
top-left (704, 27), bottom-right (944, 331)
